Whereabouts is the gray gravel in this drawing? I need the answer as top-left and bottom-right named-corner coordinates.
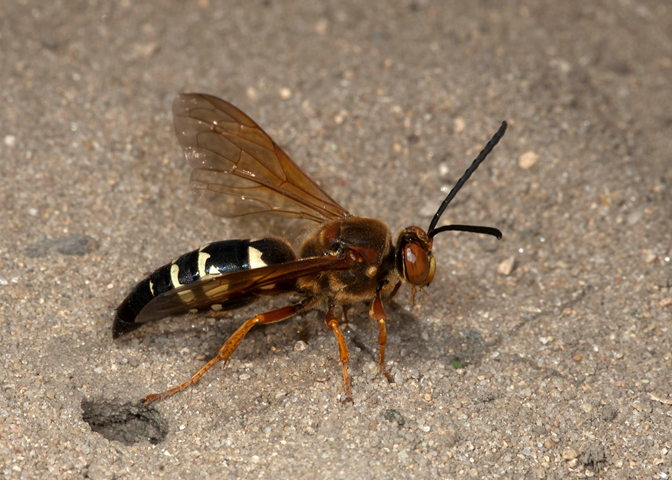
top-left (1, 1), bottom-right (671, 478)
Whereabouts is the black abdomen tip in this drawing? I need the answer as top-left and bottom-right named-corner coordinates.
top-left (113, 300), bottom-right (144, 338)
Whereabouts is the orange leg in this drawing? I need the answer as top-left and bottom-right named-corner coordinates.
top-left (386, 281), bottom-right (402, 302)
top-left (142, 302), bottom-right (306, 406)
top-left (369, 292), bottom-right (394, 383)
top-left (341, 304), bottom-right (350, 324)
top-left (325, 304), bottom-right (353, 402)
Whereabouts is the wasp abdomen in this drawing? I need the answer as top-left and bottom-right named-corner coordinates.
top-left (113, 238), bottom-right (296, 338)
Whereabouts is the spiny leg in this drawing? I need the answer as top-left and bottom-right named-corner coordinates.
top-left (142, 302), bottom-right (307, 406)
top-left (369, 290), bottom-right (394, 383)
top-left (325, 302), bottom-right (352, 402)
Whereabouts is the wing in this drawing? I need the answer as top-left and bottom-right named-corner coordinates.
top-left (135, 254), bottom-right (353, 323)
top-left (173, 93), bottom-right (351, 223)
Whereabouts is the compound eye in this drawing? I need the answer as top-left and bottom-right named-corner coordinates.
top-left (403, 242), bottom-right (430, 285)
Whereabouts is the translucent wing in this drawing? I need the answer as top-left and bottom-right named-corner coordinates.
top-left (136, 254), bottom-right (352, 323)
top-left (173, 94), bottom-right (351, 222)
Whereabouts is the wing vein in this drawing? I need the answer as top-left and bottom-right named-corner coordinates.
top-left (173, 93), bottom-right (351, 222)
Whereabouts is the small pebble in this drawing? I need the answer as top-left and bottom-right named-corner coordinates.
top-left (497, 256), bottom-right (515, 276)
top-left (246, 87), bottom-right (258, 100)
top-left (562, 448), bottom-right (579, 461)
top-left (383, 409), bottom-right (405, 426)
top-left (518, 151), bottom-right (539, 169)
top-left (41, 34), bottom-right (58, 50)
top-left (315, 19), bottom-right (328, 35)
top-left (627, 210), bottom-right (642, 225)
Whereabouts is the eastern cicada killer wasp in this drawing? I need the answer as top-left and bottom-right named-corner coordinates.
top-left (113, 94), bottom-right (507, 405)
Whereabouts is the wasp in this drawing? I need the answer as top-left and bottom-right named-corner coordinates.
top-left (113, 94), bottom-right (506, 405)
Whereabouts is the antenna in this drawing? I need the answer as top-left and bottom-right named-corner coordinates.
top-left (427, 121), bottom-right (507, 235)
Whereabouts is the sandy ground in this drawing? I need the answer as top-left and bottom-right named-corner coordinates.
top-left (1, 1), bottom-right (671, 478)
